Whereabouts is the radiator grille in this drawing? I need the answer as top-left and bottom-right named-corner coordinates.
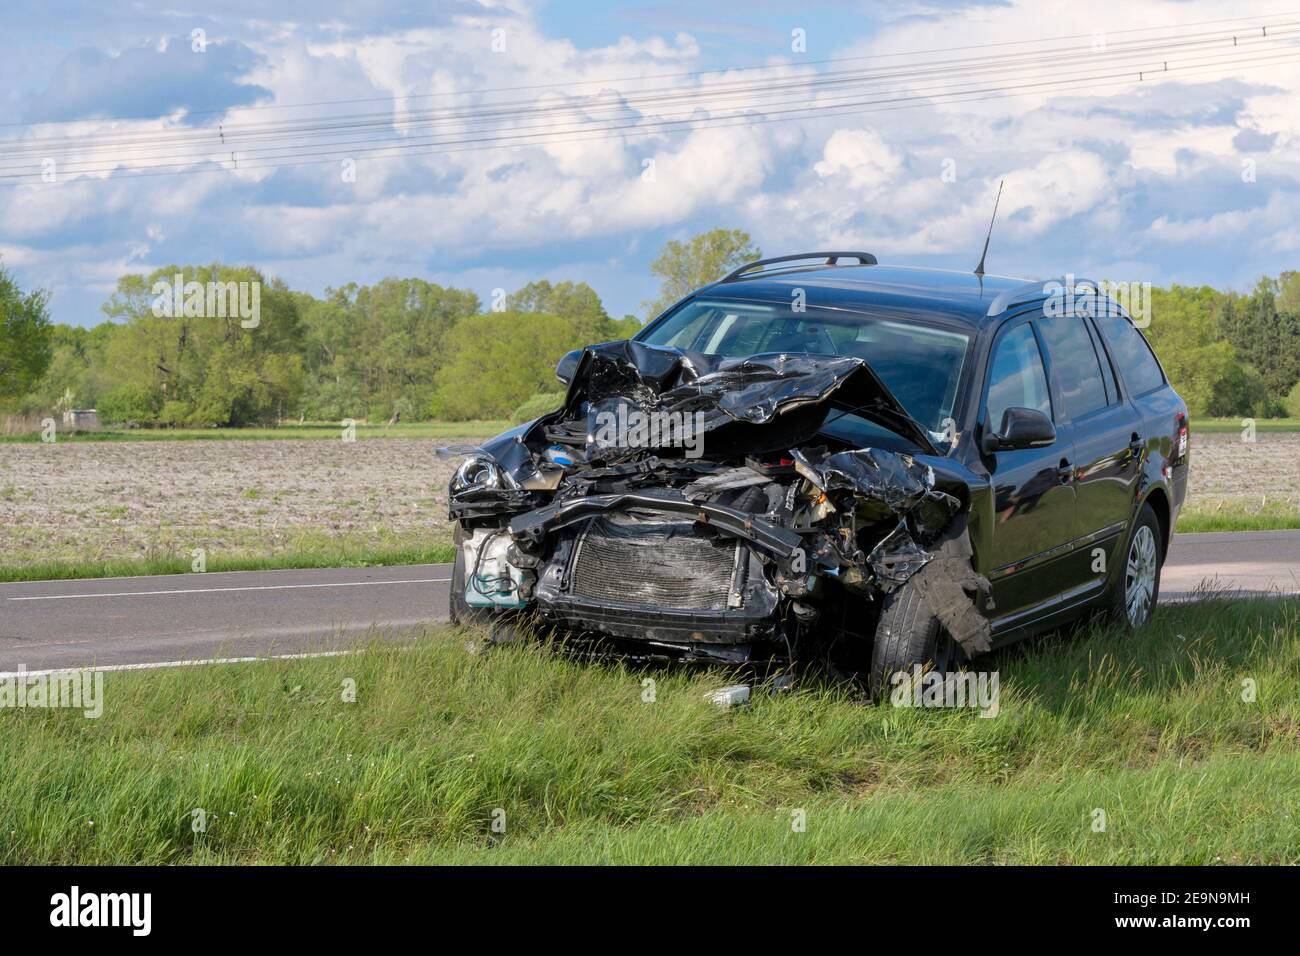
top-left (568, 515), bottom-right (740, 611)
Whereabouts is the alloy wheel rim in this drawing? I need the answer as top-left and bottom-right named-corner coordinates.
top-left (1125, 525), bottom-right (1158, 627)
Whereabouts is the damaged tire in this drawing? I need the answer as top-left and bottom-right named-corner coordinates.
top-left (868, 581), bottom-right (966, 697)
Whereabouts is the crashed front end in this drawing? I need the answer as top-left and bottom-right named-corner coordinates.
top-left (448, 341), bottom-right (991, 667)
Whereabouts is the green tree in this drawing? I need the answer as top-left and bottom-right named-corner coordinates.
top-left (296, 292), bottom-right (361, 419)
top-left (1276, 270), bottom-right (1300, 315)
top-left (98, 264), bottom-right (304, 425)
top-left (1142, 284), bottom-right (1230, 415)
top-left (98, 383), bottom-right (159, 423)
top-left (507, 280), bottom-right (611, 344)
top-left (0, 265), bottom-right (53, 404)
top-left (14, 322), bottom-right (114, 414)
top-left (608, 314), bottom-right (644, 339)
top-left (431, 311), bottom-right (585, 419)
top-left (1219, 278), bottom-right (1300, 406)
top-left (1286, 379), bottom-right (1300, 418)
top-left (298, 279), bottom-right (479, 421)
top-left (644, 229), bottom-right (760, 319)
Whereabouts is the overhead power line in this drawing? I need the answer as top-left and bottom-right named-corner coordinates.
top-left (4, 38), bottom-right (1297, 179)
top-left (3, 50), bottom-right (1291, 186)
top-left (1, 16), bottom-right (1295, 186)
top-left (0, 8), bottom-right (1291, 129)
top-left (4, 20), bottom-right (1296, 161)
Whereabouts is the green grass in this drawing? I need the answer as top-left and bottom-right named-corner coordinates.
top-left (2, 597), bottom-right (1296, 864)
top-left (0, 543), bottom-right (455, 583)
top-left (0, 420), bottom-right (509, 443)
top-left (1176, 511), bottom-right (1300, 533)
top-left (1177, 499), bottom-right (1300, 533)
top-left (1189, 417), bottom-right (1300, 433)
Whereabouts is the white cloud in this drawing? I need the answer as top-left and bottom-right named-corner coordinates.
top-left (8, 0), bottom-right (1300, 320)
top-left (1147, 189), bottom-right (1300, 244)
top-left (814, 128), bottom-right (902, 192)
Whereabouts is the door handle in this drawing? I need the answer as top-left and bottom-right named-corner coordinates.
top-left (1057, 458), bottom-right (1073, 483)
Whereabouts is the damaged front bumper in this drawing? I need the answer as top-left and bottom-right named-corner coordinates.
top-left (447, 341), bottom-right (993, 663)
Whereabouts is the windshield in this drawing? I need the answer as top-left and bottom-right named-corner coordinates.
top-left (639, 297), bottom-right (971, 441)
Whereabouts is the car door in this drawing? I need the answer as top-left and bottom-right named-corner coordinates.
top-left (1034, 301), bottom-right (1143, 600)
top-left (979, 316), bottom-right (1082, 630)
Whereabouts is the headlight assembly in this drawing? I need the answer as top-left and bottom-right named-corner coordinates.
top-left (451, 454), bottom-right (520, 498)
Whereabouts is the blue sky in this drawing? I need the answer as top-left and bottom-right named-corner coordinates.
top-left (2, 0), bottom-right (1298, 326)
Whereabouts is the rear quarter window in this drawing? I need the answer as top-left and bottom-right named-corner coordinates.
top-left (1094, 313), bottom-right (1166, 396)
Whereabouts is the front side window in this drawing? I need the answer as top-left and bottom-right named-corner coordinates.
top-left (985, 322), bottom-right (1052, 431)
top-left (638, 298), bottom-right (971, 437)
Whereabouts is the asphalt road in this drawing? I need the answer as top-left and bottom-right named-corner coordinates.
top-left (1, 530), bottom-right (1296, 672)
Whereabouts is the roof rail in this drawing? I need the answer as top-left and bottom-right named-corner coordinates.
top-left (985, 275), bottom-right (1104, 317)
top-left (720, 251), bottom-right (877, 283)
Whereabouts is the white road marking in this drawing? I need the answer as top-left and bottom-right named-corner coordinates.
top-left (7, 578), bottom-right (451, 602)
top-left (0, 649), bottom-right (361, 678)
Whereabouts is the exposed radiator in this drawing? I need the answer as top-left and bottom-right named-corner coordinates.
top-left (568, 514), bottom-right (742, 611)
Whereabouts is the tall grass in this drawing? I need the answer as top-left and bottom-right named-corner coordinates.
top-left (1, 596), bottom-right (1295, 864)
top-left (0, 413), bottom-right (46, 437)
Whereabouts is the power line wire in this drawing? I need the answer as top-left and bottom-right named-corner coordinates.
top-left (1, 8), bottom-right (1292, 130)
top-left (3, 17), bottom-right (1292, 158)
top-left (6, 34), bottom-right (1296, 176)
top-left (2, 46), bottom-right (1291, 186)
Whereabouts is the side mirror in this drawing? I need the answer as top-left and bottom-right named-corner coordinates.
top-left (555, 348), bottom-right (583, 387)
top-left (982, 406), bottom-right (1055, 454)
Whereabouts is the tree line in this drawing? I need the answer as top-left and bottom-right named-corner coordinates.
top-left (2, 231), bottom-right (1299, 424)
top-left (5, 269), bottom-right (643, 426)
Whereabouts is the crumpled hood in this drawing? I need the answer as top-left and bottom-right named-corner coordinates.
top-left (448, 339), bottom-right (992, 660)
top-left (552, 340), bottom-right (937, 457)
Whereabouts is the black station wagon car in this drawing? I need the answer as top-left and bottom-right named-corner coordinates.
top-left (447, 253), bottom-right (1189, 690)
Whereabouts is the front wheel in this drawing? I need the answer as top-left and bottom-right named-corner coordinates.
top-left (868, 580), bottom-right (966, 696)
top-left (1108, 502), bottom-right (1163, 630)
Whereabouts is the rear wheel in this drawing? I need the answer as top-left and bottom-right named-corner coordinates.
top-left (868, 580), bottom-right (966, 696)
top-left (1109, 503), bottom-right (1163, 630)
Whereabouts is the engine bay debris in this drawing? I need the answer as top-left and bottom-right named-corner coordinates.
top-left (446, 341), bottom-right (992, 670)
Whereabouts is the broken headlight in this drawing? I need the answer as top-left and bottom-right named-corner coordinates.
top-left (451, 454), bottom-right (519, 498)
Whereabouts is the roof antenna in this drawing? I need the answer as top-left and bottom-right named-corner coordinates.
top-left (973, 179), bottom-right (1004, 278)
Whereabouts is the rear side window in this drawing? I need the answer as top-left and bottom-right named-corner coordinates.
top-left (1036, 314), bottom-right (1109, 419)
top-left (986, 323), bottom-right (1052, 429)
top-left (1094, 313), bottom-right (1165, 396)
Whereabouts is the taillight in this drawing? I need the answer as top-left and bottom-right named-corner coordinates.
top-left (1176, 414), bottom-right (1188, 459)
